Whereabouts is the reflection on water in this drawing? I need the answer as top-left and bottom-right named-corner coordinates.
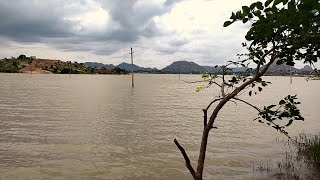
top-left (0, 74), bottom-right (319, 179)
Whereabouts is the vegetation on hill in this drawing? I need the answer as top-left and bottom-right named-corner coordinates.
top-left (0, 55), bottom-right (127, 74)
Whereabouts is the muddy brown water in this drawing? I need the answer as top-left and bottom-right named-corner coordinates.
top-left (0, 73), bottom-right (319, 179)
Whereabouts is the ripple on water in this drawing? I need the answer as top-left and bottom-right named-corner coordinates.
top-left (0, 74), bottom-right (319, 179)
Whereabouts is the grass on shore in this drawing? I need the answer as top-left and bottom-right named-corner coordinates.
top-left (254, 133), bottom-right (320, 179)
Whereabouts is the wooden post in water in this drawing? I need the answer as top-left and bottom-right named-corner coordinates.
top-left (69, 61), bottom-right (72, 76)
top-left (290, 66), bottom-right (293, 84)
top-left (179, 65), bottom-right (181, 80)
top-left (130, 47), bottom-right (134, 87)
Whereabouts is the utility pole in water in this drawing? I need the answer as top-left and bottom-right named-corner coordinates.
top-left (179, 65), bottom-right (181, 80)
top-left (69, 61), bottom-right (72, 76)
top-left (289, 66), bottom-right (293, 84)
top-left (130, 47), bottom-right (134, 87)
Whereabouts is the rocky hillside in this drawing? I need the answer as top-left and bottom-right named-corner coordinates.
top-left (0, 55), bottom-right (127, 74)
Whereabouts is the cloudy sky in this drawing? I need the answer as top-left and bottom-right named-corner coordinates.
top-left (0, 0), bottom-right (288, 68)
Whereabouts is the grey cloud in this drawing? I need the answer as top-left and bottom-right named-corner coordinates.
top-left (170, 38), bottom-right (189, 47)
top-left (164, 0), bottom-right (183, 7)
top-left (0, 0), bottom-right (75, 42)
top-left (0, 0), bottom-right (181, 55)
top-left (97, 0), bottom-right (180, 42)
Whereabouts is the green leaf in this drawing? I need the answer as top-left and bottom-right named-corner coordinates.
top-left (279, 100), bottom-right (286, 105)
top-left (273, 0), bottom-right (282, 6)
top-left (286, 61), bottom-right (295, 66)
top-left (223, 21), bottom-right (233, 27)
top-left (261, 81), bottom-right (267, 87)
top-left (288, 1), bottom-right (295, 13)
top-left (230, 12), bottom-right (236, 19)
top-left (242, 18), bottom-right (249, 23)
top-left (242, 6), bottom-right (250, 14)
top-left (256, 2), bottom-right (263, 10)
top-left (256, 77), bottom-right (262, 82)
top-left (295, 115), bottom-right (304, 121)
top-left (267, 105), bottom-right (276, 109)
top-left (285, 119), bottom-right (293, 126)
top-left (265, 0), bottom-right (273, 7)
top-left (253, 10), bottom-right (261, 16)
top-left (258, 87), bottom-right (262, 91)
top-left (249, 91), bottom-right (252, 96)
top-left (276, 60), bottom-right (283, 65)
top-left (202, 73), bottom-right (209, 78)
top-left (271, 6), bottom-right (278, 12)
top-left (250, 2), bottom-right (256, 10)
top-left (264, 7), bottom-right (272, 12)
top-left (195, 86), bottom-right (204, 92)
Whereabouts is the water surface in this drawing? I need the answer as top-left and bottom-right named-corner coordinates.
top-left (0, 74), bottom-right (319, 179)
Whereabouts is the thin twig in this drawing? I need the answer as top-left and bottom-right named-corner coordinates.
top-left (182, 79), bottom-right (210, 84)
top-left (232, 97), bottom-right (297, 143)
top-left (232, 97), bottom-right (261, 112)
top-left (205, 98), bottom-right (224, 111)
top-left (174, 139), bottom-right (196, 179)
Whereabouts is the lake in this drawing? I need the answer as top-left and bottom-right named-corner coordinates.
top-left (0, 73), bottom-right (319, 179)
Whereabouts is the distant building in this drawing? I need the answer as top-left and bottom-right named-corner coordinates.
top-left (30, 56), bottom-right (36, 60)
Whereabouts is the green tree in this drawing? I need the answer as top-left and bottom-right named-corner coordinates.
top-left (175, 0), bottom-right (320, 179)
top-left (17, 54), bottom-right (26, 60)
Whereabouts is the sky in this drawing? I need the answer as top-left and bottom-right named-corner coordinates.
top-left (0, 0), bottom-right (314, 69)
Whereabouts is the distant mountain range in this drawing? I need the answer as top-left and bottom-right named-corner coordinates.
top-left (84, 62), bottom-right (160, 72)
top-left (84, 60), bottom-right (314, 75)
top-left (263, 60), bottom-right (314, 75)
top-left (84, 62), bottom-right (115, 69)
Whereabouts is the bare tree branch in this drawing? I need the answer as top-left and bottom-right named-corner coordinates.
top-left (205, 98), bottom-right (224, 111)
top-left (232, 97), bottom-right (296, 143)
top-left (182, 79), bottom-right (210, 84)
top-left (232, 97), bottom-right (261, 112)
top-left (182, 79), bottom-right (223, 89)
top-left (203, 109), bottom-right (207, 127)
top-left (212, 81), bottom-right (222, 88)
top-left (174, 139), bottom-right (196, 179)
top-left (255, 46), bottom-right (277, 75)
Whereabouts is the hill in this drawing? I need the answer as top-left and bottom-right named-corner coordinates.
top-left (116, 62), bottom-right (160, 72)
top-left (84, 62), bottom-right (115, 69)
top-left (0, 55), bottom-right (127, 74)
top-left (162, 61), bottom-right (205, 73)
top-left (263, 60), bottom-right (313, 75)
top-left (117, 62), bottom-right (142, 71)
top-left (202, 65), bottom-right (220, 73)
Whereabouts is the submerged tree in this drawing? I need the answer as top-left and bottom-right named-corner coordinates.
top-left (174, 0), bottom-right (320, 179)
